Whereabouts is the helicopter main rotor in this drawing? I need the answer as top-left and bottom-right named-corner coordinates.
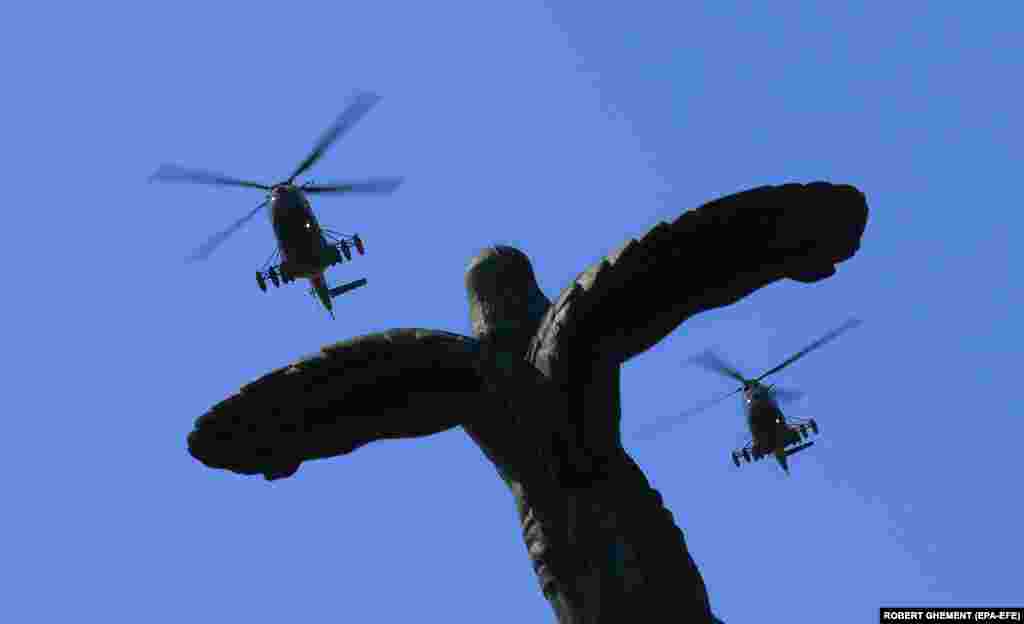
top-left (691, 318), bottom-right (861, 386)
top-left (749, 318), bottom-right (862, 382)
top-left (678, 318), bottom-right (862, 420)
top-left (186, 199), bottom-right (270, 262)
top-left (285, 91), bottom-right (380, 184)
top-left (147, 164), bottom-right (272, 191)
top-left (149, 91), bottom-right (404, 262)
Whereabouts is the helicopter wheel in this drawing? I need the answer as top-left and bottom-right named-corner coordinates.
top-left (809, 419), bottom-right (819, 435)
top-left (731, 453), bottom-right (740, 467)
top-left (354, 234), bottom-right (365, 255)
top-left (256, 272), bottom-right (267, 292)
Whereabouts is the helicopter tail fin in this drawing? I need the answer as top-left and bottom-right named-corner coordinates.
top-left (329, 278), bottom-right (368, 298)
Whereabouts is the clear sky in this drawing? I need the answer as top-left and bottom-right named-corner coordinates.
top-left (4, 2), bottom-right (1021, 622)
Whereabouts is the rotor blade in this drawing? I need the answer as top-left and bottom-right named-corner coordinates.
top-left (631, 387), bottom-right (742, 441)
top-left (185, 199), bottom-right (269, 262)
top-left (301, 177), bottom-right (404, 195)
top-left (769, 386), bottom-right (805, 404)
top-left (679, 387), bottom-right (745, 419)
top-left (286, 91), bottom-right (381, 183)
top-left (688, 349), bottom-right (747, 383)
top-left (149, 164), bottom-right (270, 190)
top-left (755, 318), bottom-right (863, 382)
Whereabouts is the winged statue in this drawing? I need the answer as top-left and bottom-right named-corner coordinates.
top-left (187, 181), bottom-right (869, 623)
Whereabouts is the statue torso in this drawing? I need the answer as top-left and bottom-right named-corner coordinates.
top-left (461, 329), bottom-right (711, 623)
top-left (460, 246), bottom-right (712, 621)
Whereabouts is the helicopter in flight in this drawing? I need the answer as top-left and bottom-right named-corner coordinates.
top-left (149, 91), bottom-right (403, 318)
top-left (682, 318), bottom-right (862, 474)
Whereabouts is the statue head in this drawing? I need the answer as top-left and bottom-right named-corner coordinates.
top-left (465, 246), bottom-right (551, 340)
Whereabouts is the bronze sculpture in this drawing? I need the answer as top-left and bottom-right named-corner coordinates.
top-left (188, 181), bottom-right (868, 623)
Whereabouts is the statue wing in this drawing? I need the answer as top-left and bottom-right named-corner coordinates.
top-left (187, 328), bottom-right (487, 480)
top-left (532, 182), bottom-right (868, 370)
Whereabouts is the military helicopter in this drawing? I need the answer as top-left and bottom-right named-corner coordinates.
top-left (149, 91), bottom-right (403, 318)
top-left (683, 318), bottom-right (862, 474)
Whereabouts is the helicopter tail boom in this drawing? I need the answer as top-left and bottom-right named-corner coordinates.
top-left (310, 275), bottom-right (335, 319)
top-left (774, 447), bottom-right (790, 474)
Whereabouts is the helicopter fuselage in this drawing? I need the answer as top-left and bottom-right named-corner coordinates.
top-left (744, 384), bottom-right (798, 471)
top-left (269, 185), bottom-right (330, 279)
top-left (267, 184), bottom-right (341, 316)
top-left (746, 391), bottom-right (782, 446)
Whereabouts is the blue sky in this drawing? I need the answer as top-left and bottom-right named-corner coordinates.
top-left (5, 2), bottom-right (1021, 622)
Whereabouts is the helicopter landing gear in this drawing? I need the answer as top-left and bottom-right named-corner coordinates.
top-left (319, 233), bottom-right (363, 267)
top-left (731, 452), bottom-right (741, 467)
top-left (809, 419), bottom-right (819, 435)
top-left (741, 448), bottom-right (752, 463)
top-left (258, 262), bottom-right (304, 290)
top-left (320, 230), bottom-right (364, 264)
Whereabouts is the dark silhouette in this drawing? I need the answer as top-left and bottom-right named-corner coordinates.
top-left (188, 181), bottom-right (868, 623)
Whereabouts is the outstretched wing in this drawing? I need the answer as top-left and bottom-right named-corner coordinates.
top-left (187, 329), bottom-right (487, 480)
top-left (533, 182), bottom-right (868, 371)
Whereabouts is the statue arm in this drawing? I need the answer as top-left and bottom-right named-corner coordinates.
top-left (187, 328), bottom-right (488, 480)
top-left (538, 182), bottom-right (868, 367)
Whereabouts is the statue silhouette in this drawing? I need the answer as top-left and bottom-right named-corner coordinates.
top-left (188, 181), bottom-right (868, 623)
